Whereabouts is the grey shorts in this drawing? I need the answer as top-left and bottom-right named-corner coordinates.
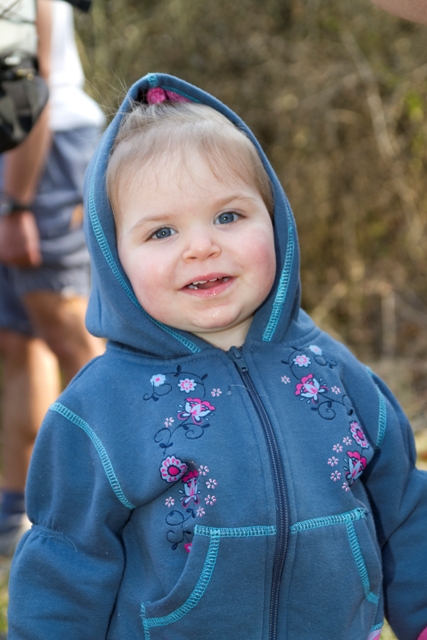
top-left (0, 126), bottom-right (101, 335)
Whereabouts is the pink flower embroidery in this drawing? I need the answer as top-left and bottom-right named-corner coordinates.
top-left (308, 345), bottom-right (322, 356)
top-left (196, 508), bottom-right (205, 517)
top-left (211, 388), bottom-right (222, 397)
top-left (178, 398), bottom-right (215, 424)
top-left (343, 436), bottom-right (352, 446)
top-left (205, 495), bottom-right (216, 506)
top-left (333, 443), bottom-right (343, 453)
top-left (178, 378), bottom-right (197, 393)
top-left (293, 354), bottom-right (311, 367)
top-left (281, 375), bottom-right (291, 384)
top-left (198, 465), bottom-right (209, 476)
top-left (150, 373), bottom-right (166, 387)
top-left (164, 417), bottom-right (174, 428)
top-left (181, 469), bottom-right (200, 507)
top-left (295, 374), bottom-right (327, 402)
top-left (160, 456), bottom-right (187, 483)
top-left (331, 386), bottom-right (341, 394)
top-left (345, 451), bottom-right (367, 485)
top-left (206, 478), bottom-right (217, 489)
top-left (328, 456), bottom-right (339, 466)
top-left (349, 421), bottom-right (370, 449)
top-left (165, 496), bottom-right (175, 507)
top-left (342, 483), bottom-right (350, 492)
top-left (330, 470), bottom-right (341, 481)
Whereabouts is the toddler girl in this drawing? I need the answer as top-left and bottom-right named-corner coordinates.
top-left (8, 73), bottom-right (427, 640)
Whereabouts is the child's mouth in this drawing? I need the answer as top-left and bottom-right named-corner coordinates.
top-left (186, 277), bottom-right (230, 290)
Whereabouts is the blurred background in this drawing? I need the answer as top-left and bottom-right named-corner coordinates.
top-left (2, 0), bottom-right (427, 637)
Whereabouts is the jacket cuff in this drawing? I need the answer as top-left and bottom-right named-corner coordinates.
top-left (417, 628), bottom-right (427, 640)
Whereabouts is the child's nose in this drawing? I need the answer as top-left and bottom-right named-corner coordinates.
top-left (183, 230), bottom-right (221, 261)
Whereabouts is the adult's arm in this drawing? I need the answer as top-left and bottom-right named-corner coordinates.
top-left (370, 0), bottom-right (427, 24)
top-left (0, 0), bottom-right (52, 267)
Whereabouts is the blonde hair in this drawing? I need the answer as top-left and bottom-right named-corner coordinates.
top-left (106, 101), bottom-right (273, 224)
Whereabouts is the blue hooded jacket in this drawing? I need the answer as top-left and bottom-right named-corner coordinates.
top-left (8, 73), bottom-right (427, 640)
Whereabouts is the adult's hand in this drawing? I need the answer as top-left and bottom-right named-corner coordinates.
top-left (370, 0), bottom-right (427, 24)
top-left (0, 211), bottom-right (42, 267)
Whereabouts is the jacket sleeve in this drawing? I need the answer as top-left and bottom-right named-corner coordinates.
top-left (361, 372), bottom-right (427, 640)
top-left (7, 403), bottom-right (135, 640)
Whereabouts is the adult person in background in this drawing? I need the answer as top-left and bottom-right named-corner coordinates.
top-left (370, 0), bottom-right (427, 22)
top-left (0, 0), bottom-right (104, 556)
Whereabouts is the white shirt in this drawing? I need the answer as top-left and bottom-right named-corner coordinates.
top-left (49, 1), bottom-right (105, 131)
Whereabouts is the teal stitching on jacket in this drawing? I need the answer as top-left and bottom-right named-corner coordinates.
top-left (290, 508), bottom-right (367, 533)
top-left (140, 530), bottom-right (221, 635)
top-left (147, 73), bottom-right (158, 87)
top-left (88, 171), bottom-right (200, 354)
top-left (194, 524), bottom-right (276, 538)
top-left (345, 520), bottom-right (379, 605)
top-left (366, 367), bottom-right (387, 450)
top-left (49, 402), bottom-right (135, 510)
top-left (376, 388), bottom-right (387, 449)
top-left (262, 205), bottom-right (295, 342)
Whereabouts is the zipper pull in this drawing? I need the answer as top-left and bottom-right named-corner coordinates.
top-left (228, 346), bottom-right (249, 373)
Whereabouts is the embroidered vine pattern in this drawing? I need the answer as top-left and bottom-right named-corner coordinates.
top-left (327, 420), bottom-right (371, 490)
top-left (143, 365), bottom-right (208, 402)
top-left (162, 462), bottom-right (218, 551)
top-left (281, 344), bottom-right (354, 421)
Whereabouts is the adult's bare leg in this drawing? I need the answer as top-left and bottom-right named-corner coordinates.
top-left (23, 290), bottom-right (105, 383)
top-left (0, 330), bottom-right (60, 491)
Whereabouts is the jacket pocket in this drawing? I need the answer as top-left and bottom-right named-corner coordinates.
top-left (286, 507), bottom-right (383, 640)
top-left (140, 524), bottom-right (276, 640)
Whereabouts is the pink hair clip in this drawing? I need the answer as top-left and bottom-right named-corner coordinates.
top-left (146, 87), bottom-right (190, 104)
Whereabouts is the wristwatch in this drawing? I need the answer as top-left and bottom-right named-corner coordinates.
top-left (0, 194), bottom-right (27, 218)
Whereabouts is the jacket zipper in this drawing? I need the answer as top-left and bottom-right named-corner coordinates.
top-left (228, 346), bottom-right (289, 640)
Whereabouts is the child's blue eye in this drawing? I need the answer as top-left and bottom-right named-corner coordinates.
top-left (216, 211), bottom-right (239, 225)
top-left (152, 227), bottom-right (176, 239)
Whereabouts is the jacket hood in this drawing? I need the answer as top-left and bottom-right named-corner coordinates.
top-left (84, 73), bottom-right (301, 358)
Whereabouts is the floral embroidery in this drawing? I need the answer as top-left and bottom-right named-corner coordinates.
top-left (178, 378), bottom-right (197, 393)
top-left (308, 345), bottom-right (322, 355)
top-left (328, 456), bottom-right (339, 466)
top-left (281, 375), bottom-right (291, 384)
top-left (144, 365), bottom-right (209, 403)
top-left (178, 398), bottom-right (216, 424)
top-left (160, 456), bottom-right (188, 483)
top-left (155, 398), bottom-right (216, 451)
top-left (295, 374), bottom-right (327, 403)
top-left (164, 417), bottom-right (174, 427)
top-left (293, 354), bottom-right (311, 367)
top-left (331, 386), bottom-right (341, 394)
top-left (164, 462), bottom-right (217, 550)
top-left (342, 482), bottom-right (350, 492)
top-left (211, 388), bottom-right (222, 397)
top-left (333, 443), bottom-right (343, 453)
top-left (344, 451), bottom-right (367, 485)
top-left (179, 469), bottom-right (200, 507)
top-left (343, 436), bottom-right (352, 445)
top-left (165, 509), bottom-right (195, 551)
top-left (349, 421), bottom-right (370, 449)
top-left (330, 470), bottom-right (341, 481)
top-left (151, 374), bottom-right (166, 387)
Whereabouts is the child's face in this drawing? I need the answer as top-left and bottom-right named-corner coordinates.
top-left (116, 151), bottom-right (276, 350)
